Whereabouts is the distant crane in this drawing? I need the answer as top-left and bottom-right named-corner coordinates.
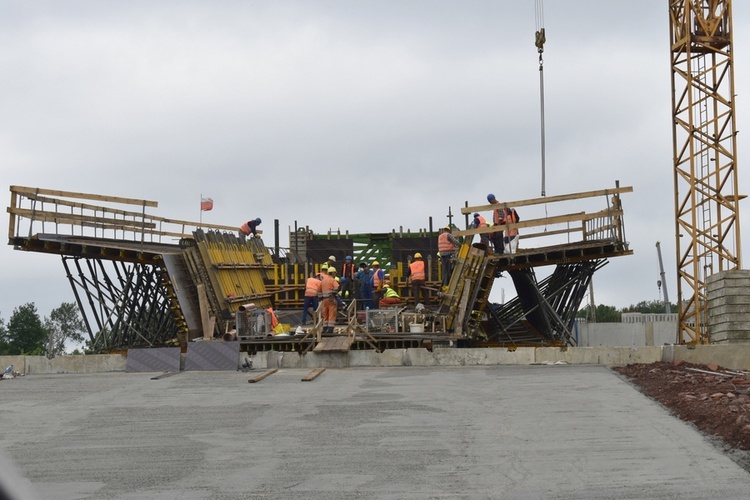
top-left (669, 0), bottom-right (742, 344)
top-left (656, 241), bottom-right (671, 315)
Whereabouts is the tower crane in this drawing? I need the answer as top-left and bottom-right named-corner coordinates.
top-left (669, 0), bottom-right (742, 344)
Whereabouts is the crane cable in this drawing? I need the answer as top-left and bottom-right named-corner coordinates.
top-left (535, 0), bottom-right (547, 198)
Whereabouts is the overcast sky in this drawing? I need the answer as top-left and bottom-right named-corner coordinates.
top-left (2, 1), bottom-right (750, 323)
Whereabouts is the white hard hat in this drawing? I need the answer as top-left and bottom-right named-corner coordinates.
top-left (328, 255), bottom-right (336, 262)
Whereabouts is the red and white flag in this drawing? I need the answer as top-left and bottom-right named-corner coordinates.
top-left (200, 197), bottom-right (214, 211)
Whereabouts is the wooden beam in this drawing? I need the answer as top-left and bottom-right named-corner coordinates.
top-left (248, 368), bottom-right (278, 383)
top-left (301, 368), bottom-right (326, 381)
top-left (8, 207), bottom-right (158, 229)
top-left (11, 185), bottom-right (159, 207)
top-left (460, 185), bottom-right (633, 215)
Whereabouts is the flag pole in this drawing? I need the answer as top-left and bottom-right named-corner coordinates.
top-left (200, 193), bottom-right (203, 227)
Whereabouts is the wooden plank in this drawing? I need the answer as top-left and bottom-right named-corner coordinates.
top-left (301, 368), bottom-right (326, 381)
top-left (8, 207), bottom-right (158, 229)
top-left (11, 185), bottom-right (159, 207)
top-left (197, 284), bottom-right (212, 340)
top-left (460, 185), bottom-right (633, 214)
top-left (15, 192), bottom-right (159, 220)
top-left (248, 368), bottom-right (278, 383)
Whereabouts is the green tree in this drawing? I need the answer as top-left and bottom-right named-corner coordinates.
top-left (577, 304), bottom-right (622, 323)
top-left (0, 314), bottom-right (7, 354)
top-left (4, 303), bottom-right (47, 355)
top-left (622, 300), bottom-right (677, 314)
top-left (44, 302), bottom-right (86, 356)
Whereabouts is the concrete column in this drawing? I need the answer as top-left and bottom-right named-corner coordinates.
top-left (707, 270), bottom-right (750, 344)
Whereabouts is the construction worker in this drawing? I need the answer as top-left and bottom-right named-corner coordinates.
top-left (438, 226), bottom-right (460, 287)
top-left (340, 255), bottom-right (356, 300)
top-left (328, 267), bottom-right (344, 309)
top-left (486, 194), bottom-right (505, 254)
top-left (326, 255), bottom-right (337, 274)
top-left (239, 217), bottom-right (261, 242)
top-left (301, 272), bottom-right (322, 324)
top-left (321, 292), bottom-right (338, 333)
top-left (379, 284), bottom-right (403, 308)
top-left (321, 266), bottom-right (338, 297)
top-left (406, 252), bottom-right (428, 306)
top-left (370, 261), bottom-right (385, 310)
top-left (355, 262), bottom-right (372, 309)
top-left (500, 206), bottom-right (520, 254)
top-left (472, 212), bottom-right (490, 248)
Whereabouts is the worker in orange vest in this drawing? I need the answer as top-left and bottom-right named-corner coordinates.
top-left (321, 292), bottom-right (337, 333)
top-left (340, 256), bottom-right (356, 300)
top-left (239, 217), bottom-right (261, 242)
top-left (370, 261), bottom-right (385, 309)
top-left (406, 253), bottom-right (428, 306)
top-left (472, 212), bottom-right (490, 248)
top-left (486, 194), bottom-right (505, 254)
top-left (301, 272), bottom-right (322, 324)
top-left (438, 226), bottom-right (460, 287)
top-left (500, 207), bottom-right (520, 254)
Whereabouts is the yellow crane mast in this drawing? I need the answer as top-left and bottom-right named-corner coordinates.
top-left (669, 0), bottom-right (742, 344)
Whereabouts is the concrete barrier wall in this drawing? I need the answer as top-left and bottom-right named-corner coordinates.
top-left (5, 344), bottom-right (750, 374)
top-left (1, 354), bottom-right (126, 375)
top-left (661, 344), bottom-right (750, 371)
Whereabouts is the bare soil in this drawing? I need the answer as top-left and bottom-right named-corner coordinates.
top-left (614, 361), bottom-right (750, 469)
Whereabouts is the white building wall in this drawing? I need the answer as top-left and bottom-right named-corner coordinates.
top-left (575, 316), bottom-right (678, 347)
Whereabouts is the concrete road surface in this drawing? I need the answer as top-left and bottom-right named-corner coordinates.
top-left (1, 365), bottom-right (749, 499)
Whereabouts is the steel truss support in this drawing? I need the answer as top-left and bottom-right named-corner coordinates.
top-left (482, 260), bottom-right (607, 346)
top-left (62, 256), bottom-right (179, 351)
top-left (669, 0), bottom-right (742, 344)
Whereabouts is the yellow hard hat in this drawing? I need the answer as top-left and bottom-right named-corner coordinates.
top-left (372, 261), bottom-right (379, 266)
top-left (414, 252), bottom-right (422, 259)
top-left (321, 264), bottom-right (329, 270)
top-left (328, 267), bottom-right (336, 273)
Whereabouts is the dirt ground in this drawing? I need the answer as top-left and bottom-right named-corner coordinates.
top-left (614, 361), bottom-right (750, 467)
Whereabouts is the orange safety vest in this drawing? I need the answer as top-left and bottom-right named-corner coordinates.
top-left (438, 232), bottom-right (457, 253)
top-left (305, 276), bottom-right (322, 297)
top-left (409, 260), bottom-right (425, 281)
top-left (266, 308), bottom-right (279, 329)
top-left (492, 206), bottom-right (502, 226)
top-left (342, 262), bottom-right (355, 279)
top-left (239, 222), bottom-right (251, 236)
top-left (321, 274), bottom-right (338, 295)
top-left (475, 214), bottom-right (488, 228)
top-left (500, 208), bottom-right (519, 237)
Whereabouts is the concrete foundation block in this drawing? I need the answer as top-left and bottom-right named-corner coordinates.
top-left (670, 345), bottom-right (750, 371)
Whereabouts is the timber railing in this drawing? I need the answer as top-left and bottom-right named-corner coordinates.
top-left (7, 185), bottom-right (238, 244)
top-left (455, 183), bottom-right (632, 250)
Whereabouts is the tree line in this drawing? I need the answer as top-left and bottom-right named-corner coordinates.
top-left (577, 300), bottom-right (677, 323)
top-left (0, 302), bottom-right (86, 356)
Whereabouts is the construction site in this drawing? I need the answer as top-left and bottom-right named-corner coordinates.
top-left (4, 1), bottom-right (748, 366)
top-left (5, 2), bottom-right (750, 498)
